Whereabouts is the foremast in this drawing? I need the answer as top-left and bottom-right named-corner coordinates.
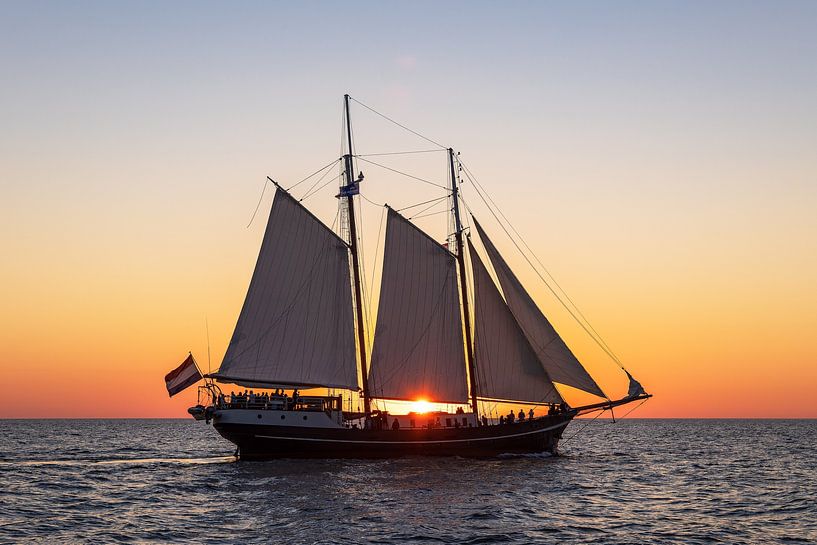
top-left (448, 148), bottom-right (479, 417)
top-left (342, 94), bottom-right (371, 415)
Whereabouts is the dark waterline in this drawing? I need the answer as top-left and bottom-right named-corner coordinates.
top-left (1, 419), bottom-right (815, 544)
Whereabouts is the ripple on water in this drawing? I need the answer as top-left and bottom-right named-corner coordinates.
top-left (0, 419), bottom-right (815, 544)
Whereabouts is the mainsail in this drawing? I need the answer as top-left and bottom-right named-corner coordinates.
top-left (368, 208), bottom-right (469, 403)
top-left (469, 244), bottom-right (563, 404)
top-left (215, 188), bottom-right (359, 390)
top-left (473, 220), bottom-right (607, 398)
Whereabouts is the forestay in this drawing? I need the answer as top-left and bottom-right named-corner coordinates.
top-left (469, 244), bottom-right (562, 404)
top-left (473, 219), bottom-right (607, 398)
top-left (368, 208), bottom-right (469, 403)
top-left (216, 188), bottom-right (359, 390)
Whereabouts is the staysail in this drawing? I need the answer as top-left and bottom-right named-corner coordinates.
top-left (215, 188), bottom-right (359, 390)
top-left (469, 244), bottom-right (562, 404)
top-left (473, 219), bottom-right (607, 398)
top-left (367, 208), bottom-right (469, 403)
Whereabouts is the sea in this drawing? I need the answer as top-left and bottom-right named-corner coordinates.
top-left (0, 419), bottom-right (814, 544)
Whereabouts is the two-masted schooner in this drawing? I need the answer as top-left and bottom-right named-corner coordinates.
top-left (167, 95), bottom-right (651, 459)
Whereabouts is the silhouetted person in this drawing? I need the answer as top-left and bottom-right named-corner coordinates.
top-left (499, 415), bottom-right (505, 425)
top-left (481, 415), bottom-right (488, 427)
top-left (391, 418), bottom-right (400, 430)
top-left (507, 411), bottom-right (515, 424)
top-left (518, 409), bottom-right (525, 421)
top-left (528, 408), bottom-right (534, 420)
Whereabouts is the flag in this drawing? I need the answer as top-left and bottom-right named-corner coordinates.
top-left (165, 353), bottom-right (202, 397)
top-left (337, 182), bottom-right (359, 198)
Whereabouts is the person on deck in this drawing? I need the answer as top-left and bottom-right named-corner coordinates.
top-left (391, 418), bottom-right (400, 430)
top-left (518, 409), bottom-right (525, 421)
top-left (499, 415), bottom-right (505, 425)
top-left (507, 411), bottom-right (515, 424)
top-left (481, 415), bottom-right (489, 427)
top-left (528, 408), bottom-right (534, 420)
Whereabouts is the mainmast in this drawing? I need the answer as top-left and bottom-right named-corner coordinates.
top-left (342, 94), bottom-right (371, 415)
top-left (449, 148), bottom-right (479, 417)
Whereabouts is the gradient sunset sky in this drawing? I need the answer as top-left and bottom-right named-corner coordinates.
top-left (1, 1), bottom-right (815, 418)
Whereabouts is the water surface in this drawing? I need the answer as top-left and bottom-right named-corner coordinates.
top-left (0, 419), bottom-right (814, 544)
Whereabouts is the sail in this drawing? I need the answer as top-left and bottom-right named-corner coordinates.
top-left (367, 208), bottom-right (469, 403)
top-left (473, 219), bottom-right (607, 398)
top-left (625, 370), bottom-right (646, 398)
top-left (215, 188), bottom-right (358, 390)
top-left (469, 244), bottom-right (562, 404)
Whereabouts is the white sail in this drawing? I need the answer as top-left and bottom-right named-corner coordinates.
top-left (474, 219), bottom-right (607, 398)
top-left (215, 187), bottom-right (359, 390)
top-left (367, 208), bottom-right (469, 403)
top-left (469, 244), bottom-right (562, 404)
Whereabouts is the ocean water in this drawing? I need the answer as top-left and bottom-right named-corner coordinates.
top-left (0, 419), bottom-right (814, 544)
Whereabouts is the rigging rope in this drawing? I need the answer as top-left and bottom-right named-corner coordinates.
top-left (407, 197), bottom-right (448, 220)
top-left (349, 96), bottom-right (447, 149)
top-left (356, 149), bottom-right (446, 158)
top-left (560, 410), bottom-right (605, 444)
top-left (287, 158), bottom-right (342, 191)
top-left (300, 172), bottom-right (342, 202)
top-left (356, 156), bottom-right (448, 189)
top-left (410, 208), bottom-right (450, 221)
top-left (299, 163), bottom-right (341, 201)
top-left (461, 166), bottom-right (628, 372)
top-left (246, 177), bottom-right (273, 228)
top-left (368, 206), bottom-right (387, 318)
top-left (396, 194), bottom-right (450, 212)
top-left (359, 193), bottom-right (386, 208)
top-left (458, 160), bottom-right (629, 375)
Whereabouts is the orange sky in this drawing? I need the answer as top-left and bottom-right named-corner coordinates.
top-left (2, 3), bottom-right (816, 418)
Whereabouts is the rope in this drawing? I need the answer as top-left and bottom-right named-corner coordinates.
top-left (356, 157), bottom-right (448, 189)
top-left (359, 193), bottom-right (386, 207)
top-left (560, 410), bottom-right (604, 444)
top-left (407, 197), bottom-right (447, 220)
top-left (619, 397), bottom-right (649, 419)
top-left (463, 159), bottom-right (627, 370)
top-left (459, 160), bottom-right (628, 375)
top-left (396, 194), bottom-right (450, 212)
top-left (368, 206), bottom-right (387, 316)
top-left (356, 149), bottom-right (445, 158)
top-left (299, 163), bottom-right (340, 201)
top-left (286, 158), bottom-right (341, 191)
top-left (246, 177), bottom-right (273, 228)
top-left (349, 96), bottom-right (447, 149)
top-left (410, 208), bottom-right (449, 220)
top-left (300, 172), bottom-right (342, 202)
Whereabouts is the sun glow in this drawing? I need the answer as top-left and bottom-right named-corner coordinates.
top-left (411, 399), bottom-right (433, 414)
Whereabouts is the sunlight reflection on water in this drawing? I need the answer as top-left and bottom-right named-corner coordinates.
top-left (1, 419), bottom-right (815, 544)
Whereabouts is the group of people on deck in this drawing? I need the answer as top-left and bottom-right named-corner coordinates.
top-left (495, 403), bottom-right (567, 425)
top-left (220, 389), bottom-right (300, 409)
top-left (499, 408), bottom-right (535, 425)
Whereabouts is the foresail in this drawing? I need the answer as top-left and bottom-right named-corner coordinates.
top-left (473, 219), bottom-right (607, 398)
top-left (216, 188), bottom-right (358, 390)
top-left (469, 244), bottom-right (562, 404)
top-left (367, 208), bottom-right (469, 403)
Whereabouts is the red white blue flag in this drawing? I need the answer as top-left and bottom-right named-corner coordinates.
top-left (165, 353), bottom-right (202, 397)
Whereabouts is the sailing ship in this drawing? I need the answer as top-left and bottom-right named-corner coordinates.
top-left (167, 95), bottom-right (651, 459)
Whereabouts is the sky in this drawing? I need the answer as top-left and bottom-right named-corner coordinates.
top-left (1, 1), bottom-right (815, 418)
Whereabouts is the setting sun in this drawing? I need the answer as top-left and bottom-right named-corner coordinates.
top-left (411, 399), bottom-right (434, 414)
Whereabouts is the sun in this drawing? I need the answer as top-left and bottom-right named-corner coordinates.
top-left (411, 399), bottom-right (433, 414)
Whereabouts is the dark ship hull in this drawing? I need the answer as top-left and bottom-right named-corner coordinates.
top-left (214, 412), bottom-right (574, 460)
